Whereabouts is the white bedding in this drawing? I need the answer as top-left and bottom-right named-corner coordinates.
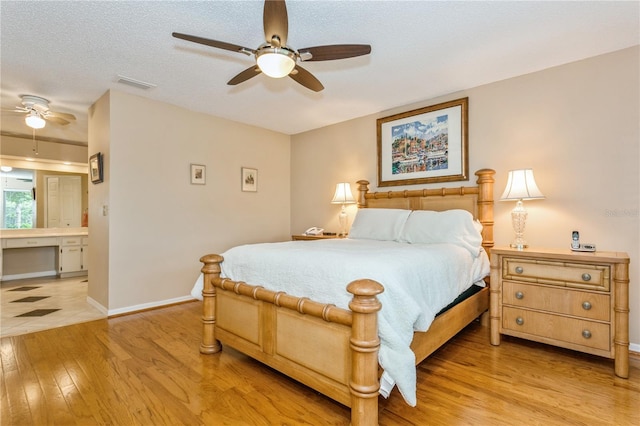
top-left (192, 238), bottom-right (489, 407)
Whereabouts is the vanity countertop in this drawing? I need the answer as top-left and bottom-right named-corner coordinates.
top-left (0, 228), bottom-right (88, 239)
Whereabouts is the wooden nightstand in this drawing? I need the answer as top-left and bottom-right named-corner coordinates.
top-left (291, 234), bottom-right (340, 241)
top-left (489, 246), bottom-right (630, 378)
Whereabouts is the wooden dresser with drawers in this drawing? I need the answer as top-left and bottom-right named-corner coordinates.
top-left (489, 246), bottom-right (630, 378)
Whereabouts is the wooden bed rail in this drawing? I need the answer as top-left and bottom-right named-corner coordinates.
top-left (199, 254), bottom-right (385, 425)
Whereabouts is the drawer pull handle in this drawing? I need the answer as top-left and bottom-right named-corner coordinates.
top-left (515, 291), bottom-right (524, 300)
top-left (581, 273), bottom-right (592, 282)
top-left (515, 266), bottom-right (524, 274)
top-left (515, 317), bottom-right (524, 326)
top-left (582, 301), bottom-right (592, 311)
top-left (582, 330), bottom-right (592, 339)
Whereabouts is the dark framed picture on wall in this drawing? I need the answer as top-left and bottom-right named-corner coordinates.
top-left (241, 167), bottom-right (258, 192)
top-left (89, 152), bottom-right (104, 184)
top-left (377, 97), bottom-right (469, 187)
top-left (190, 164), bottom-right (206, 185)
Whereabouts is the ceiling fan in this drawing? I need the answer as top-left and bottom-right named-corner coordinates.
top-left (4, 95), bottom-right (76, 129)
top-left (172, 0), bottom-right (371, 92)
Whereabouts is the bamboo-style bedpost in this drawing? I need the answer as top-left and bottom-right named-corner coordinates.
top-left (614, 261), bottom-right (630, 378)
top-left (347, 279), bottom-right (384, 426)
top-left (199, 254), bottom-right (223, 355)
top-left (489, 252), bottom-right (501, 346)
top-left (356, 180), bottom-right (370, 208)
top-left (475, 168), bottom-right (495, 257)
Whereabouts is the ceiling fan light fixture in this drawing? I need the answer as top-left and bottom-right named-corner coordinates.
top-left (25, 111), bottom-right (45, 129)
top-left (256, 46), bottom-right (296, 78)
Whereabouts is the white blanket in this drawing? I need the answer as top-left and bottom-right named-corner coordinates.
top-left (192, 239), bottom-right (489, 406)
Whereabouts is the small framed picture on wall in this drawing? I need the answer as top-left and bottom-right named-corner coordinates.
top-left (241, 167), bottom-right (257, 192)
top-left (90, 152), bottom-right (104, 184)
top-left (190, 164), bottom-right (206, 185)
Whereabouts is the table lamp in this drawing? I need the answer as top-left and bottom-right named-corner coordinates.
top-left (331, 182), bottom-right (356, 237)
top-left (500, 169), bottom-right (545, 249)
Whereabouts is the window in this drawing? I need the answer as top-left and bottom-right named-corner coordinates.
top-left (3, 189), bottom-right (35, 229)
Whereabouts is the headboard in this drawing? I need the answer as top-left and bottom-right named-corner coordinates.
top-left (356, 168), bottom-right (495, 255)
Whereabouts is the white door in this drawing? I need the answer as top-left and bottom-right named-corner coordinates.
top-left (46, 176), bottom-right (81, 228)
top-left (46, 177), bottom-right (60, 228)
top-left (59, 176), bottom-right (81, 227)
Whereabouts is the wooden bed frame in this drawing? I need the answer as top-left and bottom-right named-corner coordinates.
top-left (199, 168), bottom-right (495, 425)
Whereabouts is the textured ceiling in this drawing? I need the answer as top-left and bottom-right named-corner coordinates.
top-left (1, 1), bottom-right (638, 145)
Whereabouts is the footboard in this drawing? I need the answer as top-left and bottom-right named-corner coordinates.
top-left (200, 254), bottom-right (384, 426)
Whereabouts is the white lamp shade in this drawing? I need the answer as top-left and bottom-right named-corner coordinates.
top-left (500, 169), bottom-right (545, 200)
top-left (331, 182), bottom-right (356, 204)
top-left (25, 112), bottom-right (46, 129)
top-left (256, 49), bottom-right (296, 78)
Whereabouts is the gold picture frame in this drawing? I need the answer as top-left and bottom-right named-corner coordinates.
top-left (377, 97), bottom-right (468, 187)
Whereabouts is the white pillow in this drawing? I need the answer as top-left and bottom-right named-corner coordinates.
top-left (399, 209), bottom-right (483, 256)
top-left (348, 208), bottom-right (411, 241)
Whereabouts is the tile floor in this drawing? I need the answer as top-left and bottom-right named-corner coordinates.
top-left (1, 276), bottom-right (106, 338)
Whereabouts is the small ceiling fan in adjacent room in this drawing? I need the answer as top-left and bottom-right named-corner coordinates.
top-left (172, 0), bottom-right (371, 92)
top-left (4, 94), bottom-right (76, 129)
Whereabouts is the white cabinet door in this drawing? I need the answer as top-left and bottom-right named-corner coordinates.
top-left (60, 245), bottom-right (82, 273)
top-left (81, 243), bottom-right (88, 271)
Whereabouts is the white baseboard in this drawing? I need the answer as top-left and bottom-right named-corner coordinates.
top-left (106, 295), bottom-right (195, 317)
top-left (630, 342), bottom-right (640, 354)
top-left (1, 270), bottom-right (57, 281)
top-left (86, 296), bottom-right (108, 315)
top-left (60, 271), bottom-right (88, 279)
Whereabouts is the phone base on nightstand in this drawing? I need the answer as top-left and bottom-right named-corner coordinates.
top-left (571, 243), bottom-right (596, 252)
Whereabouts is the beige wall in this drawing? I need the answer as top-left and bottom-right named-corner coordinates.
top-left (89, 90), bottom-right (290, 312)
top-left (291, 46), bottom-right (640, 347)
top-left (0, 134), bottom-right (87, 164)
top-left (87, 91), bottom-right (111, 308)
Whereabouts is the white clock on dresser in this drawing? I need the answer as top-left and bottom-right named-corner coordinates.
top-left (489, 246), bottom-right (630, 378)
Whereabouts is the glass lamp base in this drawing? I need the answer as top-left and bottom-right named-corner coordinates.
top-left (338, 206), bottom-right (348, 237)
top-left (510, 201), bottom-right (528, 251)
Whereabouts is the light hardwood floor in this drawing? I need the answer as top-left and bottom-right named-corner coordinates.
top-left (2, 301), bottom-right (638, 425)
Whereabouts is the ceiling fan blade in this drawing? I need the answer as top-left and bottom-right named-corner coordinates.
top-left (1, 107), bottom-right (28, 114)
top-left (298, 44), bottom-right (372, 61)
top-left (172, 32), bottom-right (255, 55)
top-left (46, 111), bottom-right (76, 121)
top-left (263, 0), bottom-right (288, 47)
top-left (227, 66), bottom-right (262, 86)
top-left (44, 116), bottom-right (71, 126)
top-left (288, 65), bottom-right (324, 92)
